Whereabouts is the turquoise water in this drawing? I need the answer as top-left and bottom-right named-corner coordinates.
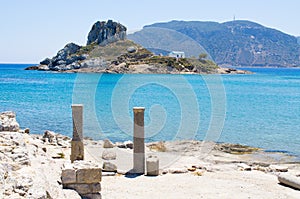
top-left (0, 64), bottom-right (300, 157)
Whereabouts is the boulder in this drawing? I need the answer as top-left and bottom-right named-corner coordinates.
top-left (43, 130), bottom-right (57, 144)
top-left (102, 150), bottom-right (116, 160)
top-left (102, 162), bottom-right (117, 172)
top-left (87, 20), bottom-right (127, 45)
top-left (127, 46), bottom-right (137, 53)
top-left (0, 111), bottom-right (20, 132)
top-left (103, 139), bottom-right (114, 148)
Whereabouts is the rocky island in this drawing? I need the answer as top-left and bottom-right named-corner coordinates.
top-left (27, 20), bottom-right (249, 75)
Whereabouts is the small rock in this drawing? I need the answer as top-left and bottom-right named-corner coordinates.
top-left (162, 169), bottom-right (169, 175)
top-left (270, 165), bottom-right (288, 172)
top-left (237, 163), bottom-right (251, 171)
top-left (124, 141), bottom-right (133, 149)
top-left (82, 193), bottom-right (102, 199)
top-left (116, 142), bottom-right (126, 148)
top-left (102, 172), bottom-right (116, 176)
top-left (43, 130), bottom-right (57, 144)
top-left (103, 139), bottom-right (114, 148)
top-left (188, 167), bottom-right (197, 172)
top-left (24, 128), bottom-right (30, 134)
top-left (252, 165), bottom-right (269, 172)
top-left (117, 169), bottom-right (127, 175)
top-left (103, 162), bottom-right (117, 172)
top-left (102, 150), bottom-right (117, 160)
top-left (62, 189), bottom-right (82, 199)
top-left (168, 168), bottom-right (188, 174)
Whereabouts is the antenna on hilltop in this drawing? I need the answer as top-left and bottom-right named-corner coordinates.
top-left (233, 15), bottom-right (236, 21)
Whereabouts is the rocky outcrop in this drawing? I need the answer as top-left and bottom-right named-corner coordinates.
top-left (44, 43), bottom-right (86, 71)
top-left (27, 43), bottom-right (87, 72)
top-left (27, 20), bottom-right (127, 72)
top-left (87, 20), bottom-right (127, 45)
top-left (0, 111), bottom-right (20, 132)
top-left (0, 130), bottom-right (81, 199)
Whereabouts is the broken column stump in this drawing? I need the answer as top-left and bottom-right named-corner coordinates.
top-left (133, 107), bottom-right (145, 174)
top-left (71, 104), bottom-right (84, 163)
top-left (146, 155), bottom-right (159, 176)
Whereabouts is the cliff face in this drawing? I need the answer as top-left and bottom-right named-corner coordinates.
top-left (87, 20), bottom-right (127, 45)
top-left (35, 20), bottom-right (127, 71)
top-left (130, 20), bottom-right (300, 67)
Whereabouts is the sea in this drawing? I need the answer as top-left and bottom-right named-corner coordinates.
top-left (0, 63), bottom-right (300, 158)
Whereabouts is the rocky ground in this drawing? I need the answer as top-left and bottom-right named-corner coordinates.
top-left (1, 112), bottom-right (300, 198)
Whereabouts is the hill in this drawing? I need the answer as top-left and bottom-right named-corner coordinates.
top-left (129, 20), bottom-right (300, 67)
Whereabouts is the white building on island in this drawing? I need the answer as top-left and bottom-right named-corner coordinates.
top-left (168, 51), bottom-right (185, 58)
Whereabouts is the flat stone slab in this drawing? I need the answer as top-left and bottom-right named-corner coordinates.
top-left (278, 173), bottom-right (300, 190)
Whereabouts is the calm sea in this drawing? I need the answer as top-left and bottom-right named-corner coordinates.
top-left (0, 64), bottom-right (300, 157)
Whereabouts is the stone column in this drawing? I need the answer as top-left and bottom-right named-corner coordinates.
top-left (133, 107), bottom-right (145, 174)
top-left (71, 104), bottom-right (84, 163)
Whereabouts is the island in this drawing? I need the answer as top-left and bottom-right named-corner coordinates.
top-left (26, 20), bottom-right (250, 75)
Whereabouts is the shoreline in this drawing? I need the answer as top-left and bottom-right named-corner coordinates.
top-left (1, 130), bottom-right (300, 198)
top-left (25, 65), bottom-right (252, 75)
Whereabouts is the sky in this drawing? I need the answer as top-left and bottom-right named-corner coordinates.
top-left (1, 0), bottom-right (300, 63)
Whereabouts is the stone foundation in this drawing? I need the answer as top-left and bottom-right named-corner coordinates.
top-left (62, 161), bottom-right (102, 199)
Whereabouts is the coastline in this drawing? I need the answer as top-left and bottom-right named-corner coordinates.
top-left (25, 64), bottom-right (252, 75)
top-left (0, 130), bottom-right (299, 198)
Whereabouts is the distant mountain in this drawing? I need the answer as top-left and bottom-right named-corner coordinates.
top-left (129, 20), bottom-right (300, 67)
top-left (128, 27), bottom-right (211, 59)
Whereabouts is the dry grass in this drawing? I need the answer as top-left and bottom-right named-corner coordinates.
top-left (90, 40), bottom-right (140, 61)
top-left (148, 141), bottom-right (167, 152)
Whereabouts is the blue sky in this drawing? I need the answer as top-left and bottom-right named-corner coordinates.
top-left (1, 0), bottom-right (300, 63)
